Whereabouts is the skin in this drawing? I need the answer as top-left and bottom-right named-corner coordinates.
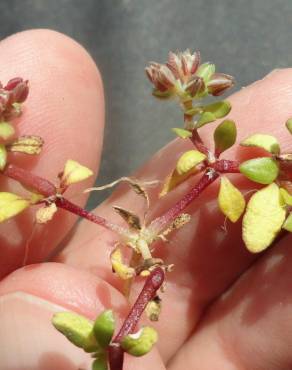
top-left (0, 29), bottom-right (292, 370)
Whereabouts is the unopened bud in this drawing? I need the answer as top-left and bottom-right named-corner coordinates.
top-left (207, 73), bottom-right (234, 96)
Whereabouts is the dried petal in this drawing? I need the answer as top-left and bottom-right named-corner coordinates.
top-left (218, 176), bottom-right (245, 222)
top-left (111, 247), bottom-right (136, 280)
top-left (36, 203), bottom-right (57, 224)
top-left (145, 296), bottom-right (162, 321)
top-left (7, 135), bottom-right (44, 155)
top-left (113, 206), bottom-right (141, 230)
top-left (243, 183), bottom-right (285, 252)
top-left (0, 144), bottom-right (7, 170)
top-left (240, 134), bottom-right (280, 154)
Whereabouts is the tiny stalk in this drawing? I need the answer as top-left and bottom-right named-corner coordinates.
top-left (1, 50), bottom-right (292, 370)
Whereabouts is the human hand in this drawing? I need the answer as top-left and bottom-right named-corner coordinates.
top-left (0, 30), bottom-right (292, 370)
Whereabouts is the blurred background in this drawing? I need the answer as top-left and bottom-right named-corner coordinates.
top-left (0, 0), bottom-right (292, 208)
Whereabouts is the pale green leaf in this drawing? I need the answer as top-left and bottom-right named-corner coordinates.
top-left (0, 144), bottom-right (7, 170)
top-left (214, 120), bottom-right (237, 154)
top-left (52, 312), bottom-right (98, 353)
top-left (218, 176), bottom-right (245, 222)
top-left (176, 150), bottom-right (206, 175)
top-left (0, 192), bottom-right (29, 222)
top-left (283, 213), bottom-right (292, 232)
top-left (202, 100), bottom-right (231, 119)
top-left (121, 327), bottom-right (158, 357)
top-left (243, 183), bottom-right (286, 253)
top-left (285, 118), bottom-right (292, 134)
top-left (93, 310), bottom-right (115, 348)
top-left (239, 157), bottom-right (279, 184)
top-left (92, 358), bottom-right (108, 370)
top-left (196, 62), bottom-right (215, 83)
top-left (240, 134), bottom-right (280, 154)
top-left (171, 128), bottom-right (192, 139)
top-left (196, 111), bottom-right (216, 128)
top-left (280, 188), bottom-right (292, 206)
top-left (0, 122), bottom-right (15, 140)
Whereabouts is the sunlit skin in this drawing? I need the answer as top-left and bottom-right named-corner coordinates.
top-left (1, 29), bottom-right (292, 370)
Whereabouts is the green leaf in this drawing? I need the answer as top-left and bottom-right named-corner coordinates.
top-left (218, 176), bottom-right (245, 222)
top-left (196, 62), bottom-right (215, 83)
top-left (243, 183), bottom-right (286, 252)
top-left (0, 192), bottom-right (29, 222)
top-left (92, 358), bottom-right (108, 370)
top-left (239, 157), bottom-right (279, 184)
top-left (280, 188), bottom-right (292, 206)
top-left (121, 327), bottom-right (158, 357)
top-left (93, 310), bottom-right (115, 348)
top-left (202, 101), bottom-right (231, 119)
top-left (283, 213), bottom-right (292, 232)
top-left (214, 120), bottom-right (237, 154)
top-left (171, 128), bottom-right (192, 139)
top-left (286, 118), bottom-right (292, 134)
top-left (0, 144), bottom-right (7, 170)
top-left (240, 134), bottom-right (280, 154)
top-left (52, 312), bottom-right (98, 353)
top-left (196, 111), bottom-right (216, 128)
top-left (152, 89), bottom-right (172, 99)
top-left (0, 121), bottom-right (15, 140)
top-left (176, 150), bottom-right (206, 175)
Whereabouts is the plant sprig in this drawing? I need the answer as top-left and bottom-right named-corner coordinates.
top-left (1, 50), bottom-right (292, 370)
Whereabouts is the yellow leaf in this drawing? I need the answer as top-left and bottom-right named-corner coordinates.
top-left (0, 192), bottom-right (29, 222)
top-left (218, 176), bottom-right (245, 222)
top-left (176, 150), bottom-right (206, 175)
top-left (160, 150), bottom-right (206, 197)
top-left (61, 160), bottom-right (93, 186)
top-left (110, 247), bottom-right (136, 280)
top-left (160, 168), bottom-right (196, 197)
top-left (8, 135), bottom-right (44, 155)
top-left (243, 183), bottom-right (285, 253)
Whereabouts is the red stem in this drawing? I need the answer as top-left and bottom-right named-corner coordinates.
top-left (55, 197), bottom-right (128, 235)
top-left (212, 159), bottom-right (240, 173)
top-left (108, 267), bottom-right (165, 370)
top-left (150, 169), bottom-right (219, 232)
top-left (190, 129), bottom-right (210, 156)
top-left (3, 164), bottom-right (56, 197)
top-left (2, 163), bottom-right (127, 235)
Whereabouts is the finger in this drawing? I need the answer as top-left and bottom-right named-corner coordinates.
top-left (57, 69), bottom-right (292, 360)
top-left (168, 233), bottom-right (292, 370)
top-left (0, 263), bottom-right (165, 370)
top-left (0, 29), bottom-right (104, 278)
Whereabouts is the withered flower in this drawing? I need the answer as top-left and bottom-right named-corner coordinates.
top-left (0, 78), bottom-right (29, 121)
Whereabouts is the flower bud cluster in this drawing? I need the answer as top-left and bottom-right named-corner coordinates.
top-left (145, 49), bottom-right (234, 100)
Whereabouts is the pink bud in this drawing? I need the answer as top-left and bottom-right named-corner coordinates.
top-left (207, 73), bottom-right (234, 96)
